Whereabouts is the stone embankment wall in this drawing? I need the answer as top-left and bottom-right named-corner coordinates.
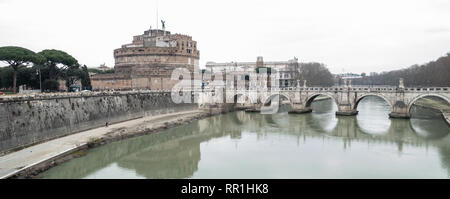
top-left (0, 91), bottom-right (197, 153)
top-left (413, 98), bottom-right (450, 126)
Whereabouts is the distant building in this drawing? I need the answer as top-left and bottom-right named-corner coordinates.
top-left (205, 56), bottom-right (300, 88)
top-left (88, 72), bottom-right (97, 78)
top-left (97, 63), bottom-right (110, 72)
top-left (91, 25), bottom-right (200, 91)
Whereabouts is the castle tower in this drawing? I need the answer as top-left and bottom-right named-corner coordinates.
top-left (256, 56), bottom-right (264, 67)
top-left (91, 27), bottom-right (200, 91)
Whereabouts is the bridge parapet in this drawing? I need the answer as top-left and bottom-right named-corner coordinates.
top-left (0, 89), bottom-right (176, 103)
top-left (209, 86), bottom-right (450, 94)
top-left (198, 86), bottom-right (450, 119)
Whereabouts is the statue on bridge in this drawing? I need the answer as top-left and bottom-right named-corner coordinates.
top-left (399, 78), bottom-right (405, 90)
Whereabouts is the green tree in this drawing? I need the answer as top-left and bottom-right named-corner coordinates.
top-left (0, 46), bottom-right (45, 93)
top-left (81, 65), bottom-right (92, 90)
top-left (0, 67), bottom-right (13, 89)
top-left (64, 67), bottom-right (83, 89)
top-left (38, 49), bottom-right (79, 80)
top-left (17, 67), bottom-right (40, 89)
top-left (42, 79), bottom-right (59, 92)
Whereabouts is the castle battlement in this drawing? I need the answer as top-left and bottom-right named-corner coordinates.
top-left (113, 46), bottom-right (199, 59)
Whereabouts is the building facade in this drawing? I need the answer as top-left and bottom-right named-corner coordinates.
top-left (96, 63), bottom-right (111, 72)
top-left (91, 27), bottom-right (200, 91)
top-left (205, 56), bottom-right (300, 88)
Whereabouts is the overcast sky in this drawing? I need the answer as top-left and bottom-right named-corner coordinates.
top-left (1, 0), bottom-right (450, 74)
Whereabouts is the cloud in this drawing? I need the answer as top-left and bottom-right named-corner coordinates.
top-left (425, 28), bottom-right (450, 34)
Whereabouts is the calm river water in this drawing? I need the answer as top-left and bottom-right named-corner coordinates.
top-left (41, 96), bottom-right (450, 179)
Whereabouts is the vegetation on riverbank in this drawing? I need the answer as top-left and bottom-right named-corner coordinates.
top-left (352, 53), bottom-right (450, 87)
top-left (0, 46), bottom-right (92, 92)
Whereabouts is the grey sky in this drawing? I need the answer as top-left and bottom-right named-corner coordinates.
top-left (1, 0), bottom-right (450, 74)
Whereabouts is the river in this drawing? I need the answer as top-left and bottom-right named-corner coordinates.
top-left (41, 96), bottom-right (450, 179)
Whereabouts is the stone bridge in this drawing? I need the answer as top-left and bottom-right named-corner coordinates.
top-left (201, 85), bottom-right (450, 119)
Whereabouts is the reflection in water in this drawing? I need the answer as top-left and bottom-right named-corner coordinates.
top-left (41, 98), bottom-right (450, 179)
top-left (356, 96), bottom-right (391, 135)
top-left (310, 97), bottom-right (338, 132)
top-left (411, 116), bottom-right (449, 140)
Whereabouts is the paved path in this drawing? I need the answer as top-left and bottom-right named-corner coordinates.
top-left (0, 110), bottom-right (203, 179)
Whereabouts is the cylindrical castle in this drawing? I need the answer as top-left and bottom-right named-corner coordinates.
top-left (91, 27), bottom-right (200, 91)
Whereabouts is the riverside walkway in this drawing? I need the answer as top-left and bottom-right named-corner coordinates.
top-left (0, 110), bottom-right (205, 179)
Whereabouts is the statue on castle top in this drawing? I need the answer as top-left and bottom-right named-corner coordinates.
top-left (161, 20), bottom-right (166, 29)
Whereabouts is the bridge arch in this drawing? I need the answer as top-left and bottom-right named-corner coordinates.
top-left (407, 94), bottom-right (450, 114)
top-left (354, 94), bottom-right (394, 111)
top-left (229, 93), bottom-right (257, 104)
top-left (231, 93), bottom-right (244, 104)
top-left (262, 93), bottom-right (292, 106)
top-left (305, 93), bottom-right (338, 108)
